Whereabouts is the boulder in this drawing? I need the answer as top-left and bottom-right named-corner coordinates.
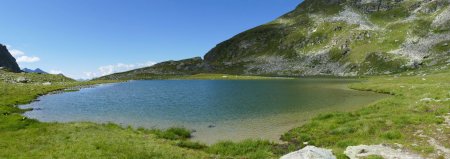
top-left (281, 146), bottom-right (336, 159)
top-left (16, 77), bottom-right (30, 83)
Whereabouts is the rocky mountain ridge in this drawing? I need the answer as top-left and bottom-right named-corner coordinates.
top-left (0, 44), bottom-right (21, 73)
top-left (22, 68), bottom-right (48, 74)
top-left (100, 0), bottom-right (450, 80)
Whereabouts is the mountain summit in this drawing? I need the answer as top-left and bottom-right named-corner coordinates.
top-left (100, 0), bottom-right (450, 80)
top-left (0, 44), bottom-right (21, 73)
top-left (22, 68), bottom-right (48, 74)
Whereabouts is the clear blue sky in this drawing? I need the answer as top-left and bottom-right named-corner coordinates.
top-left (1, 0), bottom-right (302, 79)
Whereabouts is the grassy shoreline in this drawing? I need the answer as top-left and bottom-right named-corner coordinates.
top-left (281, 67), bottom-right (450, 158)
top-left (1, 68), bottom-right (449, 158)
top-left (0, 71), bottom-right (212, 158)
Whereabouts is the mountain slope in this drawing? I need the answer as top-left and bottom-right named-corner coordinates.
top-left (204, 0), bottom-right (450, 76)
top-left (0, 44), bottom-right (21, 73)
top-left (100, 0), bottom-right (450, 80)
top-left (96, 57), bottom-right (210, 80)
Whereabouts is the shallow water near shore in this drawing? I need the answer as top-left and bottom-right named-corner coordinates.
top-left (21, 79), bottom-right (388, 144)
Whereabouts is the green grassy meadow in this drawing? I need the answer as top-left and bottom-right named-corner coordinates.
top-left (0, 66), bottom-right (449, 158)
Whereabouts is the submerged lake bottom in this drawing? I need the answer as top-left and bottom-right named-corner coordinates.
top-left (21, 79), bottom-right (388, 144)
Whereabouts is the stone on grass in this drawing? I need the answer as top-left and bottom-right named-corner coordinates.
top-left (16, 77), bottom-right (30, 83)
top-left (281, 146), bottom-right (336, 159)
top-left (344, 144), bottom-right (423, 159)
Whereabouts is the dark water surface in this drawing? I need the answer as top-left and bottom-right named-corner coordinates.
top-left (21, 79), bottom-right (388, 144)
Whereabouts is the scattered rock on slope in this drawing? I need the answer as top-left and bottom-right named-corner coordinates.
top-left (16, 77), bottom-right (30, 83)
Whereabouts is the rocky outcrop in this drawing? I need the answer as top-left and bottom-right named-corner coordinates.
top-left (282, 144), bottom-right (430, 159)
top-left (350, 0), bottom-right (404, 13)
top-left (0, 44), bottom-right (21, 73)
top-left (432, 5), bottom-right (450, 30)
top-left (390, 33), bottom-right (450, 62)
top-left (344, 144), bottom-right (424, 159)
top-left (281, 146), bottom-right (336, 159)
top-left (329, 7), bottom-right (379, 30)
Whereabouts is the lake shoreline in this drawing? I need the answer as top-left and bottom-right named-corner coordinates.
top-left (2, 71), bottom-right (448, 158)
top-left (19, 77), bottom-right (388, 145)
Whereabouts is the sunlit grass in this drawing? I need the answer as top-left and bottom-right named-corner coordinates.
top-left (1, 66), bottom-right (449, 158)
top-left (281, 67), bottom-right (450, 157)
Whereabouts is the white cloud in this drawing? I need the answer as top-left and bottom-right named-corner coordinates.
top-left (6, 46), bottom-right (41, 64)
top-left (49, 70), bottom-right (63, 74)
top-left (98, 61), bottom-right (156, 76)
top-left (82, 61), bottom-right (156, 79)
top-left (99, 63), bottom-right (136, 76)
top-left (83, 72), bottom-right (98, 79)
top-left (10, 49), bottom-right (25, 57)
top-left (141, 61), bottom-right (157, 67)
top-left (16, 56), bottom-right (40, 63)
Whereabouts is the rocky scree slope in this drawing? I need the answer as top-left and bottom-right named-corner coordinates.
top-left (0, 44), bottom-right (21, 73)
top-left (101, 0), bottom-right (450, 80)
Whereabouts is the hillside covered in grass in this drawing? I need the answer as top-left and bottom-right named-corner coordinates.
top-left (101, 0), bottom-right (450, 80)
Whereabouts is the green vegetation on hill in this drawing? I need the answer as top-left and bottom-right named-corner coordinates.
top-left (99, 0), bottom-right (450, 80)
top-left (201, 0), bottom-right (450, 76)
top-left (97, 71), bottom-right (284, 81)
top-left (96, 57), bottom-right (210, 80)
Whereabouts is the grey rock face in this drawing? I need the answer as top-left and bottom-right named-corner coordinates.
top-left (351, 0), bottom-right (404, 13)
top-left (0, 44), bottom-right (21, 73)
top-left (242, 53), bottom-right (355, 76)
top-left (391, 33), bottom-right (450, 61)
top-left (432, 5), bottom-right (450, 30)
top-left (329, 7), bottom-right (379, 30)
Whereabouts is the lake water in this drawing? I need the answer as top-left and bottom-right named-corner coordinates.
top-left (21, 79), bottom-right (388, 144)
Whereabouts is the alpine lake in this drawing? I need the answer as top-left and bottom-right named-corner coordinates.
top-left (21, 78), bottom-right (388, 144)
